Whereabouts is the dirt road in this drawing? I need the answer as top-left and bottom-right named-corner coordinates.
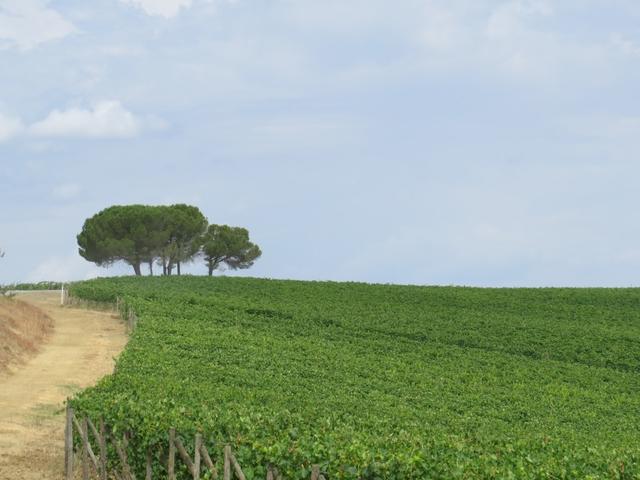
top-left (0, 292), bottom-right (127, 479)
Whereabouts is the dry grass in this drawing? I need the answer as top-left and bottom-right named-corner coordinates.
top-left (0, 292), bottom-right (127, 480)
top-left (0, 296), bottom-right (54, 374)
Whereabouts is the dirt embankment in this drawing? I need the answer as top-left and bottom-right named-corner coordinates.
top-left (0, 295), bottom-right (54, 375)
top-left (0, 291), bottom-right (128, 479)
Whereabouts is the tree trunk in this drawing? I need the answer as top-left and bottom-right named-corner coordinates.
top-left (208, 258), bottom-right (220, 276)
top-left (148, 261), bottom-right (154, 276)
top-left (167, 262), bottom-right (173, 276)
top-left (133, 263), bottom-right (142, 276)
top-left (162, 259), bottom-right (167, 276)
top-left (177, 261), bottom-right (181, 276)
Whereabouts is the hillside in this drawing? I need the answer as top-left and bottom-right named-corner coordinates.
top-left (0, 295), bottom-right (53, 374)
top-left (69, 277), bottom-right (640, 479)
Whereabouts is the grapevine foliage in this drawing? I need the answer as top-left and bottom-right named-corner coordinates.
top-left (69, 277), bottom-right (640, 479)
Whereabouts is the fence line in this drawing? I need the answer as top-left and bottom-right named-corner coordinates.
top-left (65, 406), bottom-right (326, 480)
top-left (63, 294), bottom-right (138, 332)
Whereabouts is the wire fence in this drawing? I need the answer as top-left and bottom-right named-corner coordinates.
top-left (65, 406), bottom-right (327, 480)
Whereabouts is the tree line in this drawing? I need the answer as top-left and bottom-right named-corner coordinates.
top-left (77, 205), bottom-right (261, 276)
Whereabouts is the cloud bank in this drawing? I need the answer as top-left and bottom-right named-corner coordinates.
top-left (0, 0), bottom-right (75, 50)
top-left (2, 0), bottom-right (640, 287)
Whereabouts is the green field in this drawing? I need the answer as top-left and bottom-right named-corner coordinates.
top-left (69, 277), bottom-right (640, 479)
top-left (0, 281), bottom-right (63, 293)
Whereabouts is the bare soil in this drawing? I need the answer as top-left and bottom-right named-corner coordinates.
top-left (0, 295), bottom-right (54, 374)
top-left (0, 292), bottom-right (127, 479)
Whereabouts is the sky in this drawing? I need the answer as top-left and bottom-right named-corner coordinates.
top-left (1, 0), bottom-right (640, 287)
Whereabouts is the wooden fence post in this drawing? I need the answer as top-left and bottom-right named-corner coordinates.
top-left (99, 419), bottom-right (107, 480)
top-left (194, 434), bottom-right (202, 480)
top-left (114, 433), bottom-right (136, 480)
top-left (72, 415), bottom-right (99, 473)
top-left (146, 448), bottom-right (153, 480)
top-left (311, 465), bottom-right (320, 480)
top-left (223, 445), bottom-right (231, 480)
top-left (169, 428), bottom-right (176, 480)
top-left (81, 417), bottom-right (90, 480)
top-left (199, 443), bottom-right (217, 478)
top-left (64, 405), bottom-right (74, 480)
top-left (174, 436), bottom-right (195, 476)
top-left (229, 451), bottom-right (246, 480)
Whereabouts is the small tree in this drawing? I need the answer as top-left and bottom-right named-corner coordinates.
top-left (0, 248), bottom-right (4, 259)
top-left (201, 224), bottom-right (261, 276)
top-left (164, 204), bottom-right (208, 275)
top-left (138, 206), bottom-right (171, 276)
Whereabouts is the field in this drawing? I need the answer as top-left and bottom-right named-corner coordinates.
top-left (69, 277), bottom-right (640, 479)
top-left (0, 281), bottom-right (63, 293)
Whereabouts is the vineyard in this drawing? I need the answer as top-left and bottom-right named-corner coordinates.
top-left (68, 277), bottom-right (640, 479)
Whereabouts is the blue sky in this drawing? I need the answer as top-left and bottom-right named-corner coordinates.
top-left (1, 0), bottom-right (639, 286)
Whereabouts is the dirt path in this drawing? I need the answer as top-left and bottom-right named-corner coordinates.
top-left (0, 292), bottom-right (128, 479)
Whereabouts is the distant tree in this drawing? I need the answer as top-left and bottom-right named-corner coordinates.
top-left (78, 205), bottom-right (169, 276)
top-left (157, 242), bottom-right (176, 276)
top-left (78, 204), bottom-right (208, 276)
top-left (143, 206), bottom-right (169, 275)
top-left (78, 206), bottom-right (138, 275)
top-left (0, 248), bottom-right (4, 259)
top-left (164, 204), bottom-right (208, 276)
top-left (201, 224), bottom-right (261, 276)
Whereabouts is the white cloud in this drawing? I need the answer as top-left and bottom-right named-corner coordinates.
top-left (120, 0), bottom-right (193, 18)
top-left (0, 0), bottom-right (76, 50)
top-left (30, 100), bottom-right (145, 139)
top-left (1, 101), bottom-right (165, 142)
top-left (0, 112), bottom-right (23, 142)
